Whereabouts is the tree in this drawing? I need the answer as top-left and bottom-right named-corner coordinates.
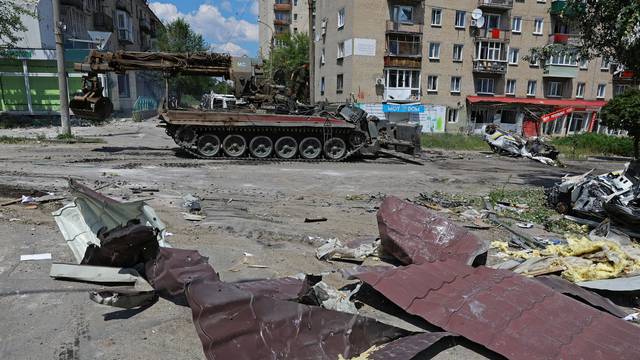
top-left (0, 0), bottom-right (36, 56)
top-left (526, 1), bottom-right (640, 73)
top-left (600, 89), bottom-right (640, 159)
top-left (263, 32), bottom-right (309, 80)
top-left (157, 18), bottom-right (213, 106)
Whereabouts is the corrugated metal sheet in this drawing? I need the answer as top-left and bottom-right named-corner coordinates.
top-left (233, 277), bottom-right (309, 301)
top-left (377, 196), bottom-right (488, 266)
top-left (145, 248), bottom-right (218, 296)
top-left (356, 261), bottom-right (640, 360)
top-left (369, 332), bottom-right (455, 360)
top-left (185, 277), bottom-right (409, 360)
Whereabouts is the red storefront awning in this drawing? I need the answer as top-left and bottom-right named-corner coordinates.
top-left (467, 96), bottom-right (607, 108)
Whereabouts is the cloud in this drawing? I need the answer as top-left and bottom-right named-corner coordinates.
top-left (212, 42), bottom-right (250, 56)
top-left (149, 2), bottom-right (259, 45)
top-left (221, 1), bottom-right (232, 12)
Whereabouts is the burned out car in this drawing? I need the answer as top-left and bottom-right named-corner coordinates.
top-left (548, 161), bottom-right (640, 233)
top-left (484, 124), bottom-right (560, 166)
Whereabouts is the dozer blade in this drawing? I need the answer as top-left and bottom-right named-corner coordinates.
top-left (69, 96), bottom-right (114, 122)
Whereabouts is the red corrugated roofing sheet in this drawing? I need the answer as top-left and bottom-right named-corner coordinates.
top-left (467, 96), bottom-right (607, 108)
top-left (377, 196), bottom-right (488, 266)
top-left (355, 261), bottom-right (640, 360)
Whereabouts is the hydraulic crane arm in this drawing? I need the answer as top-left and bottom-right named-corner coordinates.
top-left (73, 50), bottom-right (232, 77)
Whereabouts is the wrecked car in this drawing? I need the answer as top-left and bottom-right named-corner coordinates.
top-left (548, 161), bottom-right (640, 234)
top-left (484, 124), bottom-right (560, 166)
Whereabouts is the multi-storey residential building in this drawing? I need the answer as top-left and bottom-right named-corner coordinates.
top-left (0, 0), bottom-right (163, 118)
top-left (259, 0), bottom-right (310, 57)
top-left (313, 0), bottom-right (629, 136)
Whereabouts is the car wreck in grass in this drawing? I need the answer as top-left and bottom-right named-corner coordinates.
top-left (484, 124), bottom-right (561, 166)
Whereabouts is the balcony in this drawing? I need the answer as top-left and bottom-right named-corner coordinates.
top-left (548, 33), bottom-right (580, 46)
top-left (386, 20), bottom-right (423, 34)
top-left (386, 37), bottom-right (422, 57)
top-left (274, 18), bottom-right (291, 26)
top-left (61, 0), bottom-right (83, 8)
top-left (478, 0), bottom-right (513, 10)
top-left (543, 65), bottom-right (578, 78)
top-left (614, 70), bottom-right (636, 82)
top-left (384, 57), bottom-right (421, 69)
top-left (473, 60), bottom-right (508, 74)
top-left (274, 3), bottom-right (292, 11)
top-left (93, 13), bottom-right (114, 32)
top-left (473, 28), bottom-right (510, 42)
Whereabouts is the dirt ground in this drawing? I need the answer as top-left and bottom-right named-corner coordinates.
top-left (0, 119), bottom-right (627, 360)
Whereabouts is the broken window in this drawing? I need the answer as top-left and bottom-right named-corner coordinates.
top-left (393, 6), bottom-right (414, 24)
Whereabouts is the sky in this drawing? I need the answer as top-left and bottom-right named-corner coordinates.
top-left (149, 0), bottom-right (259, 57)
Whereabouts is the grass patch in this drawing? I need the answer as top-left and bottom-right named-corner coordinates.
top-left (421, 133), bottom-right (487, 151)
top-left (551, 133), bottom-right (633, 159)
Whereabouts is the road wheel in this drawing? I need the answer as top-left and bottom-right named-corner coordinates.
top-left (197, 134), bottom-right (221, 157)
top-left (275, 136), bottom-right (298, 159)
top-left (175, 126), bottom-right (197, 147)
top-left (299, 137), bottom-right (322, 159)
top-left (324, 137), bottom-right (347, 160)
top-left (249, 136), bottom-right (273, 158)
top-left (222, 134), bottom-right (247, 157)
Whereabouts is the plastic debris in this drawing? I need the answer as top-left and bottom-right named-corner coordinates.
top-left (20, 253), bottom-right (52, 261)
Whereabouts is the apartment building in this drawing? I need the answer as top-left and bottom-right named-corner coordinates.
top-left (0, 0), bottom-right (163, 118)
top-left (313, 0), bottom-right (632, 136)
top-left (259, 0), bottom-right (310, 57)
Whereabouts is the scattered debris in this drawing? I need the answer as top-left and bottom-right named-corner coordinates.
top-left (516, 222), bottom-right (534, 229)
top-left (304, 217), bottom-right (328, 223)
top-left (182, 213), bottom-right (205, 221)
top-left (367, 332), bottom-right (456, 360)
top-left (303, 281), bottom-right (359, 314)
top-left (315, 237), bottom-right (380, 262)
top-left (354, 261), bottom-right (640, 360)
top-left (130, 186), bottom-right (159, 194)
top-left (378, 196), bottom-right (488, 266)
top-left (20, 253), bottom-right (52, 261)
top-left (624, 313), bottom-right (639, 322)
top-left (182, 193), bottom-right (201, 212)
top-left (484, 124), bottom-right (561, 166)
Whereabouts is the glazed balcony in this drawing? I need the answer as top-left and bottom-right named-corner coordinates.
top-left (473, 28), bottom-right (511, 42)
top-left (548, 33), bottom-right (580, 45)
top-left (274, 3), bottom-right (292, 11)
top-left (386, 39), bottom-right (422, 58)
top-left (478, 0), bottom-right (513, 10)
top-left (473, 60), bottom-right (508, 74)
top-left (543, 65), bottom-right (578, 78)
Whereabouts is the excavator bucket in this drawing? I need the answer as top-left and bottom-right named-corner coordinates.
top-left (69, 95), bottom-right (114, 122)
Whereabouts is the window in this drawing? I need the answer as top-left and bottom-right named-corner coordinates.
top-left (118, 74), bottom-right (130, 98)
top-left (452, 44), bottom-right (463, 62)
top-left (508, 48), bottom-right (519, 65)
top-left (614, 84), bottom-right (629, 96)
top-left (575, 82), bottom-right (585, 98)
top-left (529, 56), bottom-right (540, 67)
top-left (116, 10), bottom-right (133, 42)
top-left (337, 42), bottom-right (344, 58)
top-left (475, 41), bottom-right (502, 61)
top-left (501, 110), bottom-right (517, 124)
top-left (450, 76), bottom-right (461, 93)
top-left (448, 108), bottom-right (459, 123)
top-left (336, 74), bottom-right (344, 93)
top-left (431, 8), bottom-right (442, 26)
top-left (337, 8), bottom-right (345, 29)
top-left (294, 14), bottom-right (298, 20)
top-left (527, 80), bottom-right (537, 96)
top-left (427, 75), bottom-right (438, 92)
top-left (485, 14), bottom-right (500, 29)
top-left (475, 78), bottom-right (495, 94)
top-left (384, 69), bottom-right (421, 100)
top-left (429, 43), bottom-right (440, 59)
top-left (601, 58), bottom-right (610, 71)
top-left (548, 81), bottom-right (563, 97)
top-left (320, 77), bottom-right (325, 96)
top-left (393, 5), bottom-right (413, 24)
top-left (455, 11), bottom-right (466, 28)
top-left (505, 79), bottom-right (516, 95)
top-left (549, 53), bottom-right (578, 66)
top-left (597, 84), bottom-right (606, 98)
top-left (533, 18), bottom-right (544, 35)
top-left (579, 59), bottom-right (588, 69)
top-left (320, 48), bottom-right (325, 65)
top-left (511, 16), bottom-right (522, 33)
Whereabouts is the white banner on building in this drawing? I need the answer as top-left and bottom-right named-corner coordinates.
top-left (415, 105), bottom-right (446, 133)
top-left (344, 39), bottom-right (353, 57)
top-left (353, 38), bottom-right (376, 56)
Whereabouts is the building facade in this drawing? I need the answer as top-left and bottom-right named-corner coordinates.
top-left (313, 0), bottom-right (635, 136)
top-left (0, 0), bottom-right (163, 118)
top-left (259, 0), bottom-right (310, 57)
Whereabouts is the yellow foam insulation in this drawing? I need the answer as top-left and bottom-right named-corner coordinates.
top-left (338, 345), bottom-right (382, 360)
top-left (493, 236), bottom-right (640, 282)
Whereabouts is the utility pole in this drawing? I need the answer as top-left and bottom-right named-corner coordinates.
top-left (308, 0), bottom-right (315, 105)
top-left (52, 0), bottom-right (71, 135)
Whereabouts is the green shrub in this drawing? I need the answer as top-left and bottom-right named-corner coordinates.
top-left (552, 133), bottom-right (633, 158)
top-left (421, 134), bottom-right (486, 151)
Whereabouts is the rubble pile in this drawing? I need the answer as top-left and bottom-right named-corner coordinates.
top-left (47, 182), bottom-right (640, 359)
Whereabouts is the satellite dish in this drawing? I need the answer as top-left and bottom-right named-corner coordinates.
top-left (471, 9), bottom-right (483, 20)
top-left (475, 16), bottom-right (485, 28)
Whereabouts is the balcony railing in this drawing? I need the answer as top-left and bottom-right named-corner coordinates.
top-left (386, 20), bottom-right (424, 34)
top-left (473, 28), bottom-right (511, 42)
top-left (274, 3), bottom-right (292, 11)
top-left (548, 33), bottom-right (580, 46)
top-left (473, 60), bottom-right (508, 74)
top-left (478, 0), bottom-right (513, 10)
top-left (614, 70), bottom-right (636, 81)
top-left (387, 40), bottom-right (422, 57)
top-left (384, 56), bottom-right (421, 69)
